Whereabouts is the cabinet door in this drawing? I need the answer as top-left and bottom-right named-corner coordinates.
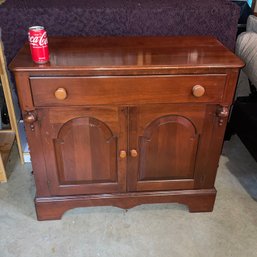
top-left (38, 107), bottom-right (127, 196)
top-left (127, 104), bottom-right (216, 192)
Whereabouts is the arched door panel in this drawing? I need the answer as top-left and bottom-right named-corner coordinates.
top-left (139, 115), bottom-right (198, 181)
top-left (54, 117), bottom-right (117, 184)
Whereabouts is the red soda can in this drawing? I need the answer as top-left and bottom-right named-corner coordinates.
top-left (28, 26), bottom-right (49, 64)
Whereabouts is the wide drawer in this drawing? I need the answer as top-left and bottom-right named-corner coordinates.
top-left (30, 75), bottom-right (227, 106)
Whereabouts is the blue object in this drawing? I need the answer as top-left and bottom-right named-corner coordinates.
top-left (247, 0), bottom-right (253, 7)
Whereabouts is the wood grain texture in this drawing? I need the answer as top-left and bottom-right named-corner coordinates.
top-left (54, 117), bottom-right (117, 184)
top-left (138, 115), bottom-right (198, 180)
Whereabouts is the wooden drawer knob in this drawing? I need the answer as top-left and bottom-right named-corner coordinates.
top-left (192, 85), bottom-right (205, 97)
top-left (55, 88), bottom-right (67, 100)
top-left (120, 150), bottom-right (127, 159)
top-left (130, 149), bottom-right (138, 158)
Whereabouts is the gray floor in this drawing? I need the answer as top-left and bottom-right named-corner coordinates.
top-left (0, 135), bottom-right (257, 257)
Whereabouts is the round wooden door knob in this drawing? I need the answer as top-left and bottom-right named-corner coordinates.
top-left (120, 150), bottom-right (127, 159)
top-left (130, 149), bottom-right (138, 158)
top-left (192, 85), bottom-right (205, 97)
top-left (55, 88), bottom-right (68, 100)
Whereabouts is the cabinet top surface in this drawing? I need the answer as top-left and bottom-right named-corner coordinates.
top-left (9, 36), bottom-right (244, 73)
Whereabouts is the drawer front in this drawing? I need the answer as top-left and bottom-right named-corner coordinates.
top-left (30, 75), bottom-right (227, 107)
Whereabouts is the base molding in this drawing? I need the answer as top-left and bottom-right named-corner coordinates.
top-left (35, 188), bottom-right (217, 220)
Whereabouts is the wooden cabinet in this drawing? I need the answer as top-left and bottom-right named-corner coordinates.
top-left (9, 36), bottom-right (244, 220)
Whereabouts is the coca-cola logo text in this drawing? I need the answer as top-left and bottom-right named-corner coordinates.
top-left (28, 31), bottom-right (48, 47)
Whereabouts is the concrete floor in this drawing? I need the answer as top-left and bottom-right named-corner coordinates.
top-left (0, 135), bottom-right (257, 257)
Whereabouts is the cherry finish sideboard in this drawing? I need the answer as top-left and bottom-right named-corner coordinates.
top-left (10, 36), bottom-right (244, 220)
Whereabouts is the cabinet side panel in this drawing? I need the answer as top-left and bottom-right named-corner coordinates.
top-left (14, 73), bottom-right (50, 196)
top-left (194, 104), bottom-right (228, 189)
top-left (222, 69), bottom-right (240, 105)
top-left (13, 73), bottom-right (34, 111)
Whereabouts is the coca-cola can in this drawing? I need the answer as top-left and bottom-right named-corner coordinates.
top-left (28, 26), bottom-right (49, 64)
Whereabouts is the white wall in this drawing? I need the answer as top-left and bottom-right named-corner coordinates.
top-left (255, 1), bottom-right (257, 12)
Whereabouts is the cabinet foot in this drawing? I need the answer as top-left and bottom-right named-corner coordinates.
top-left (187, 196), bottom-right (216, 212)
top-left (35, 188), bottom-right (217, 221)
